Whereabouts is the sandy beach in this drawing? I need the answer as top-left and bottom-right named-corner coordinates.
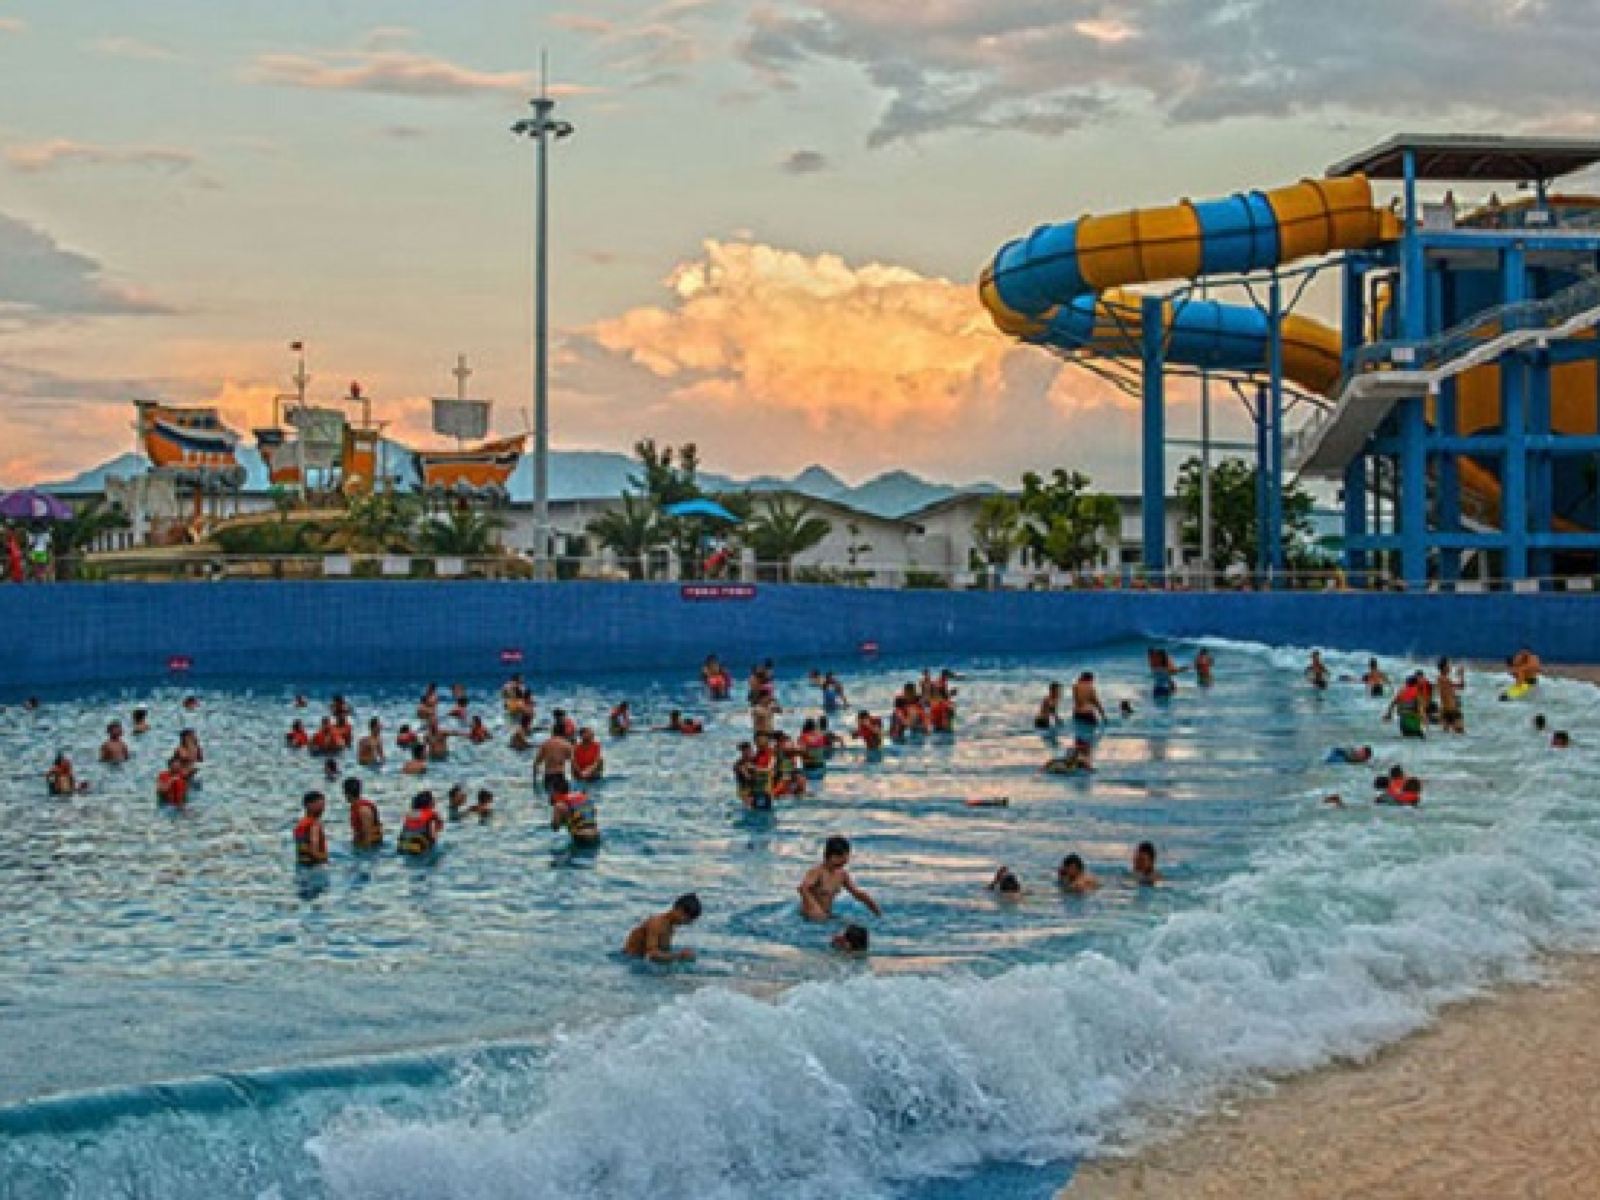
top-left (1067, 956), bottom-right (1600, 1199)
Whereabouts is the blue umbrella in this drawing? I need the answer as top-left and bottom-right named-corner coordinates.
top-left (664, 498), bottom-right (740, 523)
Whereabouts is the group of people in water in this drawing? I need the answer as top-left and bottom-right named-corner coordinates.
top-left (31, 639), bottom-right (1564, 965)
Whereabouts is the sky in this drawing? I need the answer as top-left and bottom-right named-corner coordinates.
top-left (3, 0), bottom-right (1599, 487)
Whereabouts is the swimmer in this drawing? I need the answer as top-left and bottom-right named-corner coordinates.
top-left (345, 776), bottom-right (383, 848)
top-left (322, 756), bottom-right (340, 781)
top-left (622, 893), bottom-right (702, 963)
top-left (1435, 658), bottom-right (1466, 735)
top-left (396, 792), bottom-right (442, 856)
top-left (1510, 647), bottom-right (1542, 689)
top-left (99, 721), bottom-right (129, 764)
top-left (1305, 651), bottom-right (1330, 692)
top-left (1071, 672), bottom-right (1107, 727)
top-left (1034, 682), bottom-right (1064, 730)
top-left (1553, 730), bottom-right (1573, 749)
top-left (1118, 699), bottom-right (1135, 718)
top-left (550, 707), bottom-right (578, 740)
top-left (447, 783), bottom-right (470, 821)
top-left (573, 727), bottom-right (605, 782)
top-left (293, 791), bottom-right (329, 866)
top-left (1057, 854), bottom-right (1100, 894)
top-left (662, 709), bottom-right (704, 736)
top-left (853, 710), bottom-right (885, 753)
top-left (182, 696), bottom-right (200, 712)
top-left (46, 753), bottom-right (84, 796)
top-left (357, 718), bottom-right (384, 767)
top-left (467, 716), bottom-right (491, 745)
top-left (309, 717), bottom-right (340, 756)
top-left (176, 727), bottom-right (204, 766)
top-left (130, 707), bottom-right (150, 736)
top-left (831, 923), bottom-right (870, 954)
top-left (156, 754), bottom-right (192, 807)
top-left (1148, 647), bottom-right (1186, 699)
top-left (396, 723), bottom-right (418, 750)
top-left (926, 691), bottom-right (956, 734)
top-left (1131, 841), bottom-right (1162, 886)
top-left (509, 714), bottom-right (536, 752)
top-left (416, 684), bottom-right (439, 721)
top-left (1194, 648), bottom-right (1215, 687)
top-left (750, 694), bottom-right (781, 737)
top-left (798, 836), bottom-right (882, 921)
top-left (470, 788), bottom-right (495, 818)
top-left (549, 778), bottom-right (600, 847)
top-left (534, 726), bottom-right (575, 793)
top-left (401, 742), bottom-right (429, 776)
top-left (702, 656), bottom-right (732, 700)
top-left (987, 866), bottom-right (1024, 898)
top-left (821, 673), bottom-right (848, 713)
top-left (424, 720), bottom-right (452, 762)
top-left (1534, 714), bottom-right (1549, 733)
top-left (1376, 776), bottom-right (1423, 806)
top-left (609, 701), bottom-right (632, 738)
top-left (797, 719), bottom-right (830, 771)
top-left (1043, 737), bottom-right (1094, 774)
top-left (1325, 745), bottom-right (1374, 765)
top-left (743, 735), bottom-right (778, 809)
top-left (1385, 674), bottom-right (1428, 739)
top-left (1362, 658), bottom-right (1391, 698)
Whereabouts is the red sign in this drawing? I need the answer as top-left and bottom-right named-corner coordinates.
top-left (500, 648), bottom-right (524, 665)
top-left (681, 584), bottom-right (757, 602)
top-left (167, 655), bottom-right (193, 673)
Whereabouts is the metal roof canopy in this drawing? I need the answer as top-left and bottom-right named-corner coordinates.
top-left (1328, 134), bottom-right (1600, 183)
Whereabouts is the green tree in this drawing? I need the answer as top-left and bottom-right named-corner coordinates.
top-left (970, 495), bottom-right (1021, 569)
top-left (586, 494), bottom-right (661, 580)
top-left (630, 438), bottom-right (704, 507)
top-left (1175, 456), bottom-right (1315, 569)
top-left (417, 504), bottom-right (506, 556)
top-left (52, 498), bottom-right (132, 579)
top-left (744, 494), bottom-right (832, 580)
top-left (328, 492), bottom-right (419, 553)
top-left (1016, 470), bottom-right (1119, 570)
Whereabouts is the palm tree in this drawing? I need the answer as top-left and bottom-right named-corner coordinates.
top-left (587, 495), bottom-right (660, 580)
top-left (52, 498), bottom-right (132, 579)
top-left (744, 495), bottom-right (832, 581)
top-left (326, 492), bottom-right (419, 554)
top-left (417, 504), bottom-right (506, 557)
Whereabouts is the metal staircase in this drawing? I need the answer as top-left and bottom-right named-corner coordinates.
top-left (1289, 272), bottom-right (1600, 477)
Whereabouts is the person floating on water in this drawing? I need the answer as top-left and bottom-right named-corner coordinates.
top-left (1044, 736), bottom-right (1094, 774)
top-left (622, 893), bottom-right (701, 963)
top-left (987, 866), bottom-right (1024, 898)
top-left (294, 791), bottom-right (329, 867)
top-left (1072, 672), bottom-right (1107, 727)
top-left (1131, 841), bottom-right (1162, 886)
top-left (1148, 647), bottom-right (1186, 699)
top-left (799, 836), bottom-right (883, 921)
top-left (573, 727), bottom-right (604, 782)
top-left (550, 778), bottom-right (600, 847)
top-left (1035, 682), bottom-right (1064, 730)
top-left (1436, 658), bottom-right (1466, 734)
top-left (396, 792), bottom-right (442, 856)
top-left (1326, 745), bottom-right (1374, 764)
top-left (830, 923), bottom-right (870, 954)
top-left (99, 721), bottom-right (129, 764)
top-left (1375, 768), bottom-right (1423, 806)
top-left (1305, 651), bottom-right (1330, 692)
top-left (662, 709), bottom-right (704, 736)
top-left (1386, 673), bottom-right (1427, 739)
top-left (1362, 658), bottom-right (1390, 698)
top-left (345, 776), bottom-right (382, 849)
top-left (1058, 854), bottom-right (1100, 894)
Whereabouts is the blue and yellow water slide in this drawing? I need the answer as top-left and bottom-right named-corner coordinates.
top-left (980, 176), bottom-right (1400, 395)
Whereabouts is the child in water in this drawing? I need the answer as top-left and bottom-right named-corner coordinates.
top-left (799, 836), bottom-right (883, 921)
top-left (623, 893), bottom-right (701, 963)
top-left (396, 793), bottom-right (443, 856)
top-left (987, 866), bottom-right (1024, 898)
top-left (1058, 854), bottom-right (1100, 894)
top-left (293, 791), bottom-right (329, 866)
top-left (830, 923), bottom-right (870, 954)
top-left (1131, 841), bottom-right (1161, 886)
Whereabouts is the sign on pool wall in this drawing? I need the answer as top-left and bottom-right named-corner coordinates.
top-left (681, 584), bottom-right (757, 602)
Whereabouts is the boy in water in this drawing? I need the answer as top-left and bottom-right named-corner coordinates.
top-left (1436, 658), bottom-right (1466, 734)
top-left (294, 791), bottom-right (329, 866)
top-left (798, 836), bottom-right (883, 921)
top-left (550, 778), bottom-right (600, 847)
top-left (100, 721), bottom-right (129, 764)
top-left (1071, 672), bottom-right (1107, 727)
top-left (345, 776), bottom-right (383, 848)
top-left (357, 718), bottom-right (385, 767)
top-left (623, 893), bottom-right (701, 963)
top-left (1131, 841), bottom-right (1162, 886)
top-left (131, 707), bottom-right (150, 736)
top-left (987, 866), bottom-right (1024, 898)
top-left (1057, 854), bottom-right (1100, 894)
top-left (831, 924), bottom-right (870, 954)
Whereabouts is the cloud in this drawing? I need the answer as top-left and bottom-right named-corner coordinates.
top-left (740, 0), bottom-right (1600, 144)
top-left (781, 149), bottom-right (829, 174)
top-left (0, 212), bottom-right (173, 322)
top-left (245, 43), bottom-right (534, 100)
top-left (6, 139), bottom-right (200, 176)
top-left (557, 238), bottom-right (1212, 482)
top-left (0, 362), bottom-right (184, 483)
top-left (90, 35), bottom-right (180, 61)
top-left (551, 0), bottom-right (716, 88)
top-left (0, 17), bottom-right (25, 34)
top-left (360, 26), bottom-right (417, 52)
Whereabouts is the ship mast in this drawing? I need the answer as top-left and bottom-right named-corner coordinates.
top-left (452, 353), bottom-right (473, 450)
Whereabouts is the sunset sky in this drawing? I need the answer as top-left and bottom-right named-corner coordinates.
top-left (3, 1), bottom-right (1597, 487)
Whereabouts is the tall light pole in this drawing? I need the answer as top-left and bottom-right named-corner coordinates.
top-left (512, 58), bottom-right (573, 580)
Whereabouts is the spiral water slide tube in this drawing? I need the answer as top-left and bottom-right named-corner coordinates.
top-left (980, 176), bottom-right (1398, 396)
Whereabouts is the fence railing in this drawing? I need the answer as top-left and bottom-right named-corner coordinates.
top-left (31, 551), bottom-right (1600, 595)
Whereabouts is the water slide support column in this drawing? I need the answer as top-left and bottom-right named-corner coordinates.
top-left (1434, 265), bottom-right (1461, 583)
top-left (1529, 346), bottom-right (1554, 579)
top-left (1255, 385), bottom-right (1270, 580)
top-left (1266, 277), bottom-right (1286, 582)
top-left (1398, 148), bottom-right (1429, 586)
top-left (1141, 294), bottom-right (1167, 580)
top-left (1344, 454), bottom-right (1368, 586)
top-left (1502, 246), bottom-right (1529, 580)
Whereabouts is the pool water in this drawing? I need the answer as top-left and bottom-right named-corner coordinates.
top-left (5, 641), bottom-right (1600, 1199)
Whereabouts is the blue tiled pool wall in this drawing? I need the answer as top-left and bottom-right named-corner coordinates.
top-left (0, 583), bottom-right (1587, 692)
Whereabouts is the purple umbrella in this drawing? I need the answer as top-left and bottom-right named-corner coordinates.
top-left (0, 489), bottom-right (73, 522)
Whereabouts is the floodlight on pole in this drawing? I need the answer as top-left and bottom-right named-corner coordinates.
top-left (511, 54), bottom-right (574, 580)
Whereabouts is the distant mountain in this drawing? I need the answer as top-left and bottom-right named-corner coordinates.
top-left (39, 446), bottom-right (997, 520)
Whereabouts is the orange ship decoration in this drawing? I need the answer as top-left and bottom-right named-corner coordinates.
top-left (135, 401), bottom-right (247, 489)
top-left (414, 435), bottom-right (526, 502)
